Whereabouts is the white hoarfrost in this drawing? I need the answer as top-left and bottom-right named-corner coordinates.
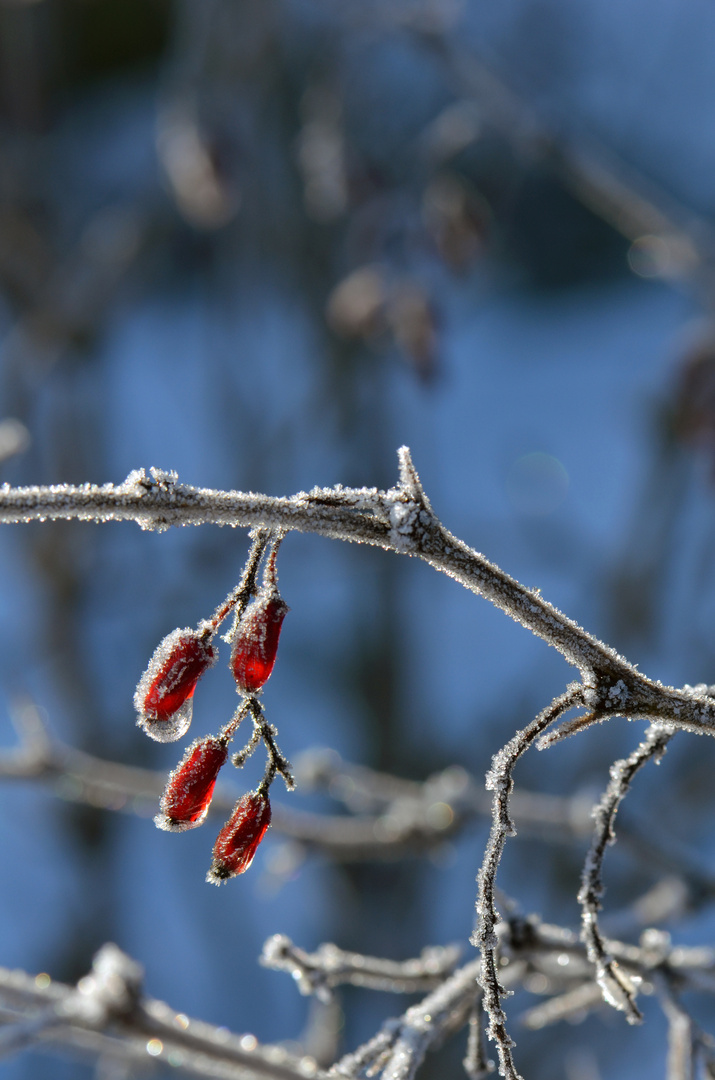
top-left (387, 496), bottom-right (420, 551)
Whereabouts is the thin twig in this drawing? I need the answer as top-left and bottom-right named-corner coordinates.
top-left (473, 686), bottom-right (584, 1080)
top-left (247, 697), bottom-right (295, 792)
top-left (578, 724), bottom-right (673, 1024)
top-left (378, 959), bottom-right (525, 1080)
top-left (260, 936), bottom-right (461, 1001)
top-left (327, 957), bottom-right (527, 1080)
top-left (0, 945), bottom-right (330, 1080)
top-left (463, 996), bottom-right (492, 1079)
top-left (209, 528), bottom-right (273, 632)
top-left (648, 969), bottom-right (715, 1080)
top-left (519, 982), bottom-right (605, 1032)
top-left (662, 997), bottom-right (695, 1080)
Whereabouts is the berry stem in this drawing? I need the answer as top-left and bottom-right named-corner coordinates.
top-left (247, 697), bottom-right (294, 792)
top-left (218, 701), bottom-right (251, 744)
top-left (207, 529), bottom-right (274, 633)
top-left (263, 532), bottom-right (285, 590)
top-left (231, 727), bottom-right (261, 769)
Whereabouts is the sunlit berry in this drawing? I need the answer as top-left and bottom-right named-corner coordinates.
top-left (206, 791), bottom-right (271, 883)
top-left (154, 736), bottom-right (228, 832)
top-left (230, 592), bottom-right (288, 695)
top-left (135, 627), bottom-right (217, 742)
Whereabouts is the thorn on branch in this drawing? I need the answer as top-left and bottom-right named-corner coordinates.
top-left (397, 446), bottom-right (425, 503)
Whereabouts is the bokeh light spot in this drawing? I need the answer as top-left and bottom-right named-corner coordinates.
top-left (506, 453), bottom-right (569, 516)
top-left (627, 235), bottom-right (671, 278)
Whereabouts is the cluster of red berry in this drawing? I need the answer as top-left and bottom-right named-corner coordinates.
top-left (134, 538), bottom-right (290, 884)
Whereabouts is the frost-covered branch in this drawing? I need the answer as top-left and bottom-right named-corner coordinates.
top-left (4, 451), bottom-right (715, 743)
top-left (472, 685), bottom-right (584, 1080)
top-left (263, 917), bottom-right (715, 1080)
top-left (502, 915), bottom-right (715, 1033)
top-left (5, 919), bottom-right (715, 1078)
top-left (579, 724), bottom-right (673, 1025)
top-left (0, 944), bottom-right (329, 1080)
top-left (305, 902), bottom-right (715, 1080)
top-left (326, 956), bottom-right (528, 1080)
top-left (7, 450), bottom-right (715, 1078)
top-left (660, 983), bottom-right (696, 1080)
top-left (463, 997), bottom-right (491, 1080)
top-left (260, 936), bottom-right (461, 1001)
top-left (653, 970), bottom-right (715, 1080)
top-left (0, 466), bottom-right (391, 543)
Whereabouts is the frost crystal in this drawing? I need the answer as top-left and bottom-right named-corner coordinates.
top-left (606, 679), bottom-right (628, 704)
top-left (155, 735), bottom-right (228, 832)
top-left (387, 497), bottom-right (419, 551)
top-left (206, 791), bottom-right (272, 883)
top-left (117, 469), bottom-right (150, 494)
top-left (135, 627), bottom-right (218, 742)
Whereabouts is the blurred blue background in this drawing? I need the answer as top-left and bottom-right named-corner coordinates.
top-left (1, 1), bottom-right (715, 1077)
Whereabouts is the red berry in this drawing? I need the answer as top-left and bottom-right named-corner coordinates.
top-left (206, 791), bottom-right (271, 883)
top-left (135, 627), bottom-right (217, 742)
top-left (230, 592), bottom-right (288, 695)
top-left (155, 736), bottom-right (228, 832)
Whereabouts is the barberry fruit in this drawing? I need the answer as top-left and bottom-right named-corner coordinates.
top-left (230, 592), bottom-right (288, 694)
top-left (135, 626), bottom-right (217, 742)
top-left (155, 736), bottom-right (228, 832)
top-left (206, 790), bottom-right (271, 883)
